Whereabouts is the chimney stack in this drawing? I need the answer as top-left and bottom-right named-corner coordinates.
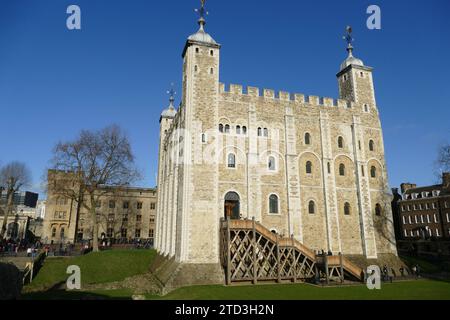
top-left (400, 183), bottom-right (417, 194)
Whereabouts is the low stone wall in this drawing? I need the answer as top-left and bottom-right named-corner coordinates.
top-left (0, 263), bottom-right (22, 300)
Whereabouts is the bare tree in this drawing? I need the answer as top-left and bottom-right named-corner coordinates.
top-left (435, 143), bottom-right (450, 180)
top-left (0, 162), bottom-right (32, 238)
top-left (372, 198), bottom-right (397, 248)
top-left (50, 125), bottom-right (140, 251)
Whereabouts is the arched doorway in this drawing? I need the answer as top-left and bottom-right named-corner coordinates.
top-left (224, 192), bottom-right (240, 220)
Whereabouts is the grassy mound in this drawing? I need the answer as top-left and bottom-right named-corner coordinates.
top-left (25, 249), bottom-right (156, 292)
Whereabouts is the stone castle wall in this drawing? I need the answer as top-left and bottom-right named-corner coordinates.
top-left (155, 34), bottom-right (397, 265)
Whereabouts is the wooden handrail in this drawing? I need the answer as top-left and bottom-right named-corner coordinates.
top-left (223, 218), bottom-right (363, 281)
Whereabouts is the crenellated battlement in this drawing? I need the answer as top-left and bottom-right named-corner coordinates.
top-left (219, 83), bottom-right (354, 109)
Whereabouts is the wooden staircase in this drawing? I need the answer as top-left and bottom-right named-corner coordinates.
top-left (220, 218), bottom-right (363, 284)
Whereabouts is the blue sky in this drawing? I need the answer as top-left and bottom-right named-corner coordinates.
top-left (0, 0), bottom-right (449, 197)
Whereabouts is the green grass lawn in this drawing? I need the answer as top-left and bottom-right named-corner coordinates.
top-left (148, 280), bottom-right (450, 300)
top-left (21, 250), bottom-right (450, 300)
top-left (24, 249), bottom-right (156, 292)
top-left (23, 280), bottom-right (450, 300)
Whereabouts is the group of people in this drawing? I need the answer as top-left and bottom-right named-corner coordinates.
top-left (381, 264), bottom-right (421, 281)
top-left (0, 238), bottom-right (41, 256)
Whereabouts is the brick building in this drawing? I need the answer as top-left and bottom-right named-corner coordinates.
top-left (393, 173), bottom-right (450, 258)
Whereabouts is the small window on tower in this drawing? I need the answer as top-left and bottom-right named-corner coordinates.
top-left (194, 65), bottom-right (198, 72)
top-left (338, 136), bottom-right (344, 148)
top-left (210, 68), bottom-right (214, 75)
top-left (195, 48), bottom-right (199, 53)
top-left (343, 75), bottom-right (347, 81)
top-left (360, 72), bottom-right (364, 77)
top-left (210, 50), bottom-right (214, 56)
top-left (364, 104), bottom-right (369, 112)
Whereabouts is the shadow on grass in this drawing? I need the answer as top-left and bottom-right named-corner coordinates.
top-left (21, 286), bottom-right (132, 300)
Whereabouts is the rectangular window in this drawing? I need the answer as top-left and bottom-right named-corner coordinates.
top-left (149, 218), bottom-right (155, 224)
top-left (413, 204), bottom-right (417, 211)
top-left (436, 229), bottom-right (440, 237)
top-left (427, 215), bottom-right (431, 223)
top-left (404, 229), bottom-right (407, 237)
top-left (108, 213), bottom-right (115, 222)
top-left (135, 229), bottom-right (141, 238)
top-left (410, 230), bottom-right (414, 237)
top-left (402, 216), bottom-right (406, 224)
top-left (137, 202), bottom-right (143, 210)
top-left (426, 203), bottom-right (430, 210)
top-left (408, 216), bottom-right (412, 224)
top-left (121, 228), bottom-right (127, 238)
top-left (434, 214), bottom-right (438, 223)
top-left (107, 228), bottom-right (113, 238)
top-left (421, 215), bottom-right (424, 223)
top-left (122, 214), bottom-right (128, 223)
top-left (408, 205), bottom-right (411, 211)
top-left (96, 201), bottom-right (102, 208)
top-left (150, 203), bottom-right (156, 210)
top-left (136, 215), bottom-right (142, 222)
top-left (109, 200), bottom-right (115, 209)
top-left (415, 215), bottom-right (418, 224)
top-left (447, 213), bottom-right (450, 223)
top-left (149, 229), bottom-right (154, 238)
top-left (123, 201), bottom-right (129, 209)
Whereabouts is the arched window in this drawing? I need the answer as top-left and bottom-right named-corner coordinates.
top-left (344, 202), bottom-right (351, 215)
top-left (228, 153), bottom-right (236, 168)
top-left (60, 228), bottom-right (65, 239)
top-left (327, 162), bottom-right (331, 174)
top-left (339, 163), bottom-right (345, 176)
top-left (263, 128), bottom-right (268, 137)
top-left (210, 68), bottom-right (214, 75)
top-left (269, 194), bottom-right (279, 214)
top-left (369, 140), bottom-right (375, 152)
top-left (242, 126), bottom-right (247, 135)
top-left (308, 201), bottom-right (315, 214)
top-left (219, 124), bottom-right (223, 133)
top-left (257, 127), bottom-right (262, 136)
top-left (268, 156), bottom-right (276, 171)
top-left (370, 166), bottom-right (377, 178)
top-left (305, 133), bottom-right (311, 145)
top-left (306, 161), bottom-right (312, 174)
top-left (194, 65), bottom-right (198, 72)
top-left (224, 124), bottom-right (230, 133)
top-left (236, 125), bottom-right (241, 134)
top-left (51, 227), bottom-right (56, 238)
top-left (375, 203), bottom-right (382, 216)
top-left (338, 136), bottom-right (344, 148)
